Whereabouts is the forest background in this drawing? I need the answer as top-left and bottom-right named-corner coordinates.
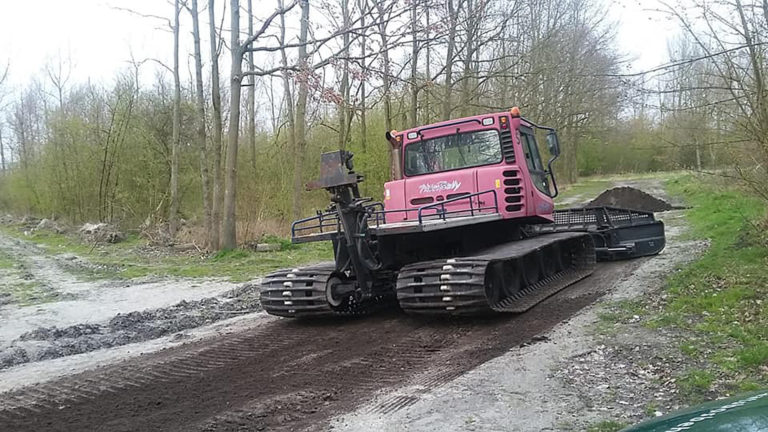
top-left (0, 0), bottom-right (766, 249)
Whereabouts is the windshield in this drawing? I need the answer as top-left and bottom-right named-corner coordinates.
top-left (404, 129), bottom-right (502, 176)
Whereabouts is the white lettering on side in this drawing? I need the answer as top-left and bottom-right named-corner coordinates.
top-left (418, 180), bottom-right (461, 194)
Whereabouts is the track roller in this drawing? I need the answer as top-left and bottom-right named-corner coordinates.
top-left (259, 263), bottom-right (395, 318)
top-left (395, 232), bottom-right (596, 316)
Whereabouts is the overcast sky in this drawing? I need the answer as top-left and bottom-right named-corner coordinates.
top-left (0, 0), bottom-right (678, 89)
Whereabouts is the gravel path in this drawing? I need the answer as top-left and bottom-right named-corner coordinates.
top-left (0, 230), bottom-right (252, 373)
top-left (331, 178), bottom-right (705, 431)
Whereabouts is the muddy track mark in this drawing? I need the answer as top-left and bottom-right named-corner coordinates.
top-left (0, 260), bottom-right (643, 432)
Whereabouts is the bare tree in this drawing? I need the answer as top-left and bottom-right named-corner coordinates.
top-left (190, 0), bottom-right (212, 247)
top-left (45, 56), bottom-right (71, 110)
top-left (374, 1), bottom-right (394, 131)
top-left (221, 0), bottom-right (243, 249)
top-left (246, 0), bottom-right (257, 172)
top-left (168, 0), bottom-right (182, 236)
top-left (409, 0), bottom-right (419, 127)
top-left (338, 0), bottom-right (352, 149)
top-left (0, 62), bottom-right (8, 173)
top-left (292, 0), bottom-right (311, 220)
top-left (442, 0), bottom-right (462, 120)
top-left (0, 126), bottom-right (5, 174)
top-left (221, 0), bottom-right (298, 248)
top-left (278, 0), bottom-right (297, 214)
top-left (209, 0), bottom-right (224, 249)
top-left (659, 0), bottom-right (768, 200)
top-left (357, 0), bottom-right (368, 150)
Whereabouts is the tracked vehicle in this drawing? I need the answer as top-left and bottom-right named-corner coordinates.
top-left (259, 108), bottom-right (665, 317)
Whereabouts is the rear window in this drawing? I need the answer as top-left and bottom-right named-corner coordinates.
top-left (404, 129), bottom-right (502, 176)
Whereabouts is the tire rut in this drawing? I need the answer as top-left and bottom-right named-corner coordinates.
top-left (0, 260), bottom-right (643, 432)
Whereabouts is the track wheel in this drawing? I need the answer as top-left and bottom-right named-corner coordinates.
top-left (326, 275), bottom-right (356, 309)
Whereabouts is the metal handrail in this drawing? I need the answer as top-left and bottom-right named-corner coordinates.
top-left (417, 189), bottom-right (499, 224)
top-left (291, 190), bottom-right (502, 239)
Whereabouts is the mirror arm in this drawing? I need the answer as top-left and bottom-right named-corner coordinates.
top-left (546, 153), bottom-right (559, 198)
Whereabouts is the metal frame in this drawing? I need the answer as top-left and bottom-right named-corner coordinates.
top-left (291, 189), bottom-right (500, 242)
top-left (417, 190), bottom-right (498, 224)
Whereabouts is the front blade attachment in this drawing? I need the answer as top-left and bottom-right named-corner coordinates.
top-left (533, 207), bottom-right (666, 261)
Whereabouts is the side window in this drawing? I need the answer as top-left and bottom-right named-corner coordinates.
top-left (521, 132), bottom-right (544, 172)
top-left (520, 130), bottom-right (551, 197)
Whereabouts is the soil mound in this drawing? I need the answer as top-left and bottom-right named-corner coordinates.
top-left (0, 282), bottom-right (262, 370)
top-left (587, 187), bottom-right (674, 212)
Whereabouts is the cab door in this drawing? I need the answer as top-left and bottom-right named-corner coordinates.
top-left (519, 126), bottom-right (551, 197)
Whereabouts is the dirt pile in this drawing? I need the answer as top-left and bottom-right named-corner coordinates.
top-left (35, 219), bottom-right (64, 234)
top-left (79, 222), bottom-right (125, 243)
top-left (0, 283), bottom-right (262, 370)
top-left (587, 187), bottom-right (675, 212)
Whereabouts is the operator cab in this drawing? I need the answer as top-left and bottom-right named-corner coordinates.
top-left (383, 108), bottom-right (561, 224)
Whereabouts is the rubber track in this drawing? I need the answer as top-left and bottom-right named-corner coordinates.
top-left (259, 262), bottom-right (396, 318)
top-left (396, 232), bottom-right (596, 315)
top-left (259, 263), bottom-right (339, 318)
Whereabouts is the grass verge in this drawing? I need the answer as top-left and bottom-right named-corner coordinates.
top-left (586, 420), bottom-right (627, 432)
top-left (2, 282), bottom-right (71, 307)
top-left (0, 225), bottom-right (333, 282)
top-left (650, 175), bottom-right (768, 400)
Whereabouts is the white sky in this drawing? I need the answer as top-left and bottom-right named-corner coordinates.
top-left (610, 0), bottom-right (679, 73)
top-left (0, 0), bottom-right (179, 88)
top-left (0, 0), bottom-right (679, 91)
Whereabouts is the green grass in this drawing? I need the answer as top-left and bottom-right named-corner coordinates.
top-left (106, 241), bottom-right (333, 281)
top-left (593, 300), bottom-right (646, 336)
top-left (0, 250), bottom-right (16, 269)
top-left (1, 282), bottom-right (69, 307)
top-left (0, 225), bottom-right (333, 282)
top-left (586, 420), bottom-right (627, 432)
top-left (644, 401), bottom-right (660, 417)
top-left (650, 175), bottom-right (768, 397)
top-left (555, 178), bottom-right (614, 208)
top-left (0, 225), bottom-right (142, 255)
top-left (678, 369), bottom-right (715, 402)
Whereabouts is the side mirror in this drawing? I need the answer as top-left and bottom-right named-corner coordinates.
top-left (546, 131), bottom-right (561, 156)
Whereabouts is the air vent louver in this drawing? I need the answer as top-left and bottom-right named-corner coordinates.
top-left (500, 129), bottom-right (515, 163)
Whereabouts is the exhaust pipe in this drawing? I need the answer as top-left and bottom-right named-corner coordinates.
top-left (385, 130), bottom-right (403, 180)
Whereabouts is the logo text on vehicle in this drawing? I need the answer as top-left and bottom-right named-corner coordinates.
top-left (418, 180), bottom-right (461, 194)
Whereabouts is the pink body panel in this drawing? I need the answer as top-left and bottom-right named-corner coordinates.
top-left (383, 111), bottom-right (555, 224)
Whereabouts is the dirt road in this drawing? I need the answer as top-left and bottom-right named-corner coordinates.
top-left (0, 177), bottom-right (695, 431)
top-left (0, 257), bottom-right (644, 432)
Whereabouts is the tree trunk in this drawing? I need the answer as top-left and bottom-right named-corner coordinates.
top-left (409, 0), bottom-right (419, 128)
top-left (424, 4), bottom-right (431, 124)
top-left (191, 0), bottom-right (212, 248)
top-left (695, 139), bottom-right (702, 171)
top-left (222, 0), bottom-right (242, 250)
top-left (0, 127), bottom-right (5, 173)
top-left (169, 0), bottom-right (182, 237)
top-left (278, 0), bottom-right (297, 217)
top-left (375, 2), bottom-right (392, 132)
top-left (338, 0), bottom-right (351, 150)
top-left (247, 0), bottom-right (257, 173)
top-left (292, 0), bottom-right (310, 220)
top-left (460, 0), bottom-right (475, 117)
top-left (442, 0), bottom-right (458, 120)
top-left (359, 0), bottom-right (367, 150)
top-left (0, 127), bottom-right (5, 174)
top-left (209, 0), bottom-right (224, 249)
